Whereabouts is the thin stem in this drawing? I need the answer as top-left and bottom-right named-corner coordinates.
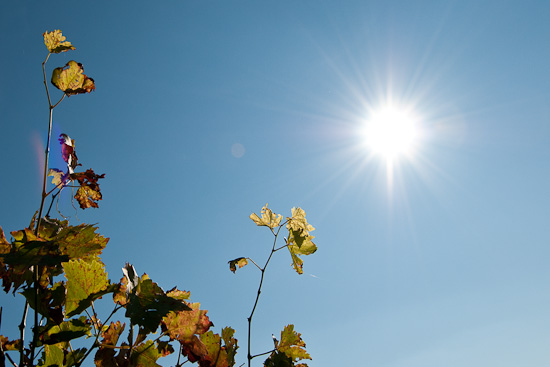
top-left (250, 349), bottom-right (275, 359)
top-left (18, 301), bottom-right (28, 366)
top-left (75, 305), bottom-right (122, 367)
top-left (246, 258), bottom-right (262, 271)
top-left (247, 225), bottom-right (284, 367)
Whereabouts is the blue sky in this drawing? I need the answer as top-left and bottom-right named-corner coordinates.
top-left (1, 1), bottom-right (550, 366)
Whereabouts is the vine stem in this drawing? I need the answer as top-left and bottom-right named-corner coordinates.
top-left (28, 52), bottom-right (62, 367)
top-left (247, 223), bottom-right (285, 367)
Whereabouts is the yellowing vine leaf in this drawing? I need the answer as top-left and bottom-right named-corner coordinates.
top-left (161, 302), bottom-right (212, 341)
top-left (285, 208), bottom-right (317, 274)
top-left (275, 325), bottom-right (311, 362)
top-left (250, 204), bottom-right (282, 229)
top-left (43, 30), bottom-right (75, 53)
top-left (51, 60), bottom-right (95, 96)
top-left (63, 258), bottom-right (110, 316)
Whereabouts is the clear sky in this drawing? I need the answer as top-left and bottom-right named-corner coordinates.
top-left (1, 1), bottom-right (550, 366)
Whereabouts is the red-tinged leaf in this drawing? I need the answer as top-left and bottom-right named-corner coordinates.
top-left (101, 321), bottom-right (125, 346)
top-left (167, 287), bottom-right (191, 301)
top-left (71, 169), bottom-right (105, 209)
top-left (63, 258), bottom-right (110, 317)
top-left (95, 322), bottom-right (126, 367)
top-left (0, 335), bottom-right (22, 351)
top-left (179, 335), bottom-right (208, 363)
top-left (43, 30), bottom-right (75, 53)
top-left (228, 257), bottom-right (248, 273)
top-left (197, 329), bottom-right (239, 367)
top-left (75, 185), bottom-right (102, 209)
top-left (161, 303), bottom-right (213, 342)
top-left (59, 133), bottom-right (80, 174)
top-left (157, 340), bottom-right (175, 357)
top-left (51, 60), bottom-right (95, 95)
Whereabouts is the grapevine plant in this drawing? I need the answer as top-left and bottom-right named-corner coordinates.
top-left (0, 30), bottom-right (316, 367)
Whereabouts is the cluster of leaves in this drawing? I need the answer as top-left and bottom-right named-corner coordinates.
top-left (229, 204), bottom-right (316, 366)
top-left (0, 218), bottom-right (238, 366)
top-left (231, 204), bottom-right (317, 275)
top-left (0, 30), bottom-right (317, 367)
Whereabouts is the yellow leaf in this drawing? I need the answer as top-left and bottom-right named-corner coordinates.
top-left (43, 30), bottom-right (75, 53)
top-left (51, 60), bottom-right (95, 96)
top-left (249, 204), bottom-right (282, 229)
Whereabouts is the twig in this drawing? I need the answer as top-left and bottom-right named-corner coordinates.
top-left (247, 224), bottom-right (284, 367)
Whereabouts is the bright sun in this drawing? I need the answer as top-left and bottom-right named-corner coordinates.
top-left (363, 106), bottom-right (419, 161)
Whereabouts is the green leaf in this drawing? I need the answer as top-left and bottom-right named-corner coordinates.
top-left (43, 30), bottom-right (75, 53)
top-left (250, 204), bottom-right (282, 229)
top-left (228, 257), bottom-right (248, 273)
top-left (51, 60), bottom-right (95, 96)
top-left (63, 258), bottom-right (111, 317)
top-left (222, 327), bottom-right (238, 367)
top-left (131, 340), bottom-right (162, 367)
top-left (39, 316), bottom-right (91, 345)
top-left (274, 325), bottom-right (311, 362)
top-left (38, 343), bottom-right (64, 367)
top-left (55, 223), bottom-right (109, 259)
top-left (264, 351), bottom-right (293, 367)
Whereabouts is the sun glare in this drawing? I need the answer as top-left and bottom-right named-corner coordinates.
top-left (363, 106), bottom-right (419, 161)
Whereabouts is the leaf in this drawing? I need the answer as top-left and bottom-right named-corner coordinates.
top-left (0, 335), bottom-right (21, 352)
top-left (55, 223), bottom-right (109, 259)
top-left (250, 204), bottom-right (282, 229)
top-left (21, 281), bottom-right (65, 325)
top-left (161, 302), bottom-right (212, 341)
top-left (43, 30), bottom-right (75, 53)
top-left (131, 340), bottom-right (162, 367)
top-left (71, 169), bottom-right (105, 209)
top-left (126, 276), bottom-right (192, 334)
top-left (94, 321), bottom-right (126, 366)
top-left (228, 257), bottom-right (248, 273)
top-left (166, 287), bottom-right (191, 301)
top-left (63, 258), bottom-right (110, 317)
top-left (51, 60), bottom-right (95, 96)
top-left (58, 133), bottom-right (80, 174)
top-left (48, 168), bottom-right (67, 187)
top-left (285, 207), bottom-right (317, 274)
top-left (221, 327), bottom-right (238, 367)
top-left (274, 325), bottom-right (311, 362)
top-left (38, 343), bottom-right (65, 367)
top-left (122, 262), bottom-right (139, 295)
top-left (264, 351), bottom-right (293, 367)
top-left (39, 316), bottom-right (91, 345)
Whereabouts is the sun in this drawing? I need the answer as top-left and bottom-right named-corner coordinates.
top-left (362, 105), bottom-right (420, 161)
